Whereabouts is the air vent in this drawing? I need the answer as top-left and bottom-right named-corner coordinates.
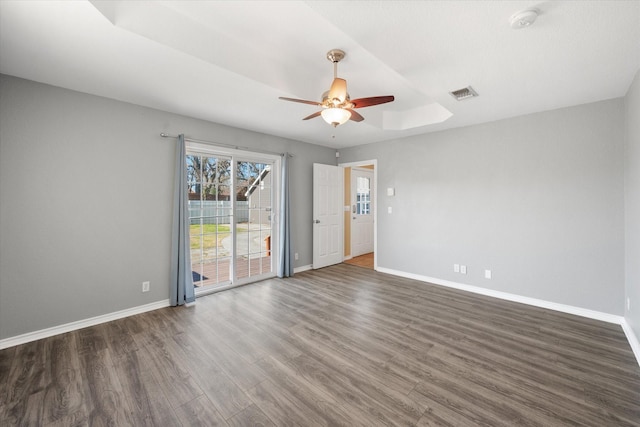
top-left (449, 86), bottom-right (478, 101)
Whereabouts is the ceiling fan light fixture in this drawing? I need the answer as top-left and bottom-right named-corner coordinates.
top-left (328, 78), bottom-right (348, 103)
top-left (321, 108), bottom-right (351, 127)
top-left (278, 48), bottom-right (394, 125)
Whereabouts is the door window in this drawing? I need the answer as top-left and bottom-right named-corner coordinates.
top-left (356, 176), bottom-right (371, 215)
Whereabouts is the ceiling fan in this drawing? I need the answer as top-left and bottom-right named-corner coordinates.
top-left (279, 49), bottom-right (395, 127)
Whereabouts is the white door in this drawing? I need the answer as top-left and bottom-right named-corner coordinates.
top-left (351, 168), bottom-right (374, 257)
top-left (313, 163), bottom-right (344, 269)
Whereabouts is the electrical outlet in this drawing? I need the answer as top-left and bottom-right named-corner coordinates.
top-left (295, 252), bottom-right (299, 260)
top-left (485, 269), bottom-right (492, 279)
top-left (460, 265), bottom-right (467, 275)
top-left (454, 264), bottom-right (460, 273)
top-left (142, 281), bottom-right (150, 292)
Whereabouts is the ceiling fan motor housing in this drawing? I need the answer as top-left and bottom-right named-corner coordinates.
top-left (326, 49), bottom-right (345, 63)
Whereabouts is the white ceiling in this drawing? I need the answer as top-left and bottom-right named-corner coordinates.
top-left (1, 1), bottom-right (638, 149)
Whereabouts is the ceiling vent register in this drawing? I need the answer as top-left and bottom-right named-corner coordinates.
top-left (449, 86), bottom-right (478, 101)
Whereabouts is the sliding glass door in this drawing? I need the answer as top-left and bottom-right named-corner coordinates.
top-left (235, 160), bottom-right (273, 281)
top-left (187, 154), bottom-right (233, 288)
top-left (187, 146), bottom-right (278, 293)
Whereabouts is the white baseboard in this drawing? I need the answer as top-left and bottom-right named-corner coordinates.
top-left (377, 267), bottom-right (622, 324)
top-left (621, 319), bottom-right (640, 366)
top-left (0, 299), bottom-right (171, 350)
top-left (3, 270), bottom-right (639, 368)
top-left (377, 267), bottom-right (639, 367)
top-left (294, 264), bottom-right (312, 273)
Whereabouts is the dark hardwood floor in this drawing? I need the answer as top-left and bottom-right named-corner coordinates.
top-left (1, 264), bottom-right (639, 426)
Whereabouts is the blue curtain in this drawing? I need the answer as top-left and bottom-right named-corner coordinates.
top-left (278, 154), bottom-right (294, 277)
top-left (170, 134), bottom-right (195, 305)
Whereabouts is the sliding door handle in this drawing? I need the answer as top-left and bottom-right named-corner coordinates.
top-left (313, 219), bottom-right (320, 224)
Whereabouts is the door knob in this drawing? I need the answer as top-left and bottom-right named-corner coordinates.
top-left (314, 219), bottom-right (320, 224)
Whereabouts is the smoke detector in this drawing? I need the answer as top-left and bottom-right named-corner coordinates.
top-left (509, 9), bottom-right (539, 29)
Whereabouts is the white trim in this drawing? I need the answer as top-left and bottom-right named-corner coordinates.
top-left (185, 143), bottom-right (282, 288)
top-left (376, 267), bottom-right (623, 324)
top-left (294, 264), bottom-right (312, 273)
top-left (621, 319), bottom-right (640, 366)
top-left (186, 141), bottom-right (282, 163)
top-left (2, 271), bottom-right (637, 368)
top-left (0, 299), bottom-right (171, 350)
top-left (349, 168), bottom-right (375, 258)
top-left (196, 273), bottom-right (277, 297)
top-left (377, 267), bottom-right (640, 367)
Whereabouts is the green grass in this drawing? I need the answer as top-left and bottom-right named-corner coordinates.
top-left (191, 224), bottom-right (231, 233)
top-left (190, 224), bottom-right (231, 249)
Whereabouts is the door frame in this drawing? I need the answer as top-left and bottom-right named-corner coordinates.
top-left (350, 167), bottom-right (375, 258)
top-left (186, 141), bottom-right (281, 297)
top-left (338, 159), bottom-right (378, 271)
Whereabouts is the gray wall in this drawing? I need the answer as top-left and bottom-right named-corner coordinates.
top-left (0, 74), bottom-right (335, 340)
top-left (340, 99), bottom-right (625, 315)
top-left (625, 70), bottom-right (640, 341)
top-left (0, 71), bottom-right (633, 341)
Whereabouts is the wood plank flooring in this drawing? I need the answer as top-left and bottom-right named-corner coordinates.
top-left (1, 264), bottom-right (639, 426)
top-left (343, 252), bottom-right (374, 269)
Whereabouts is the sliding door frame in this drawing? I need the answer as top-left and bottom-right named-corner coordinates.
top-left (186, 141), bottom-right (281, 297)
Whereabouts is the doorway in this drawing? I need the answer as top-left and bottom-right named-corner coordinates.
top-left (340, 160), bottom-right (377, 270)
top-left (351, 167), bottom-right (374, 257)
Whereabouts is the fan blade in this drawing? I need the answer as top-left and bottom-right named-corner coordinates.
top-left (302, 111), bottom-right (322, 120)
top-left (351, 95), bottom-right (395, 108)
top-left (328, 78), bottom-right (347, 103)
top-left (347, 109), bottom-right (364, 122)
top-left (279, 97), bottom-right (322, 107)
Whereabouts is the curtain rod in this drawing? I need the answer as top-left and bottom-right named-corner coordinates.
top-left (160, 133), bottom-right (291, 157)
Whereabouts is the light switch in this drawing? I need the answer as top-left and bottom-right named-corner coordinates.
top-left (387, 187), bottom-right (395, 196)
top-left (388, 206), bottom-right (393, 214)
